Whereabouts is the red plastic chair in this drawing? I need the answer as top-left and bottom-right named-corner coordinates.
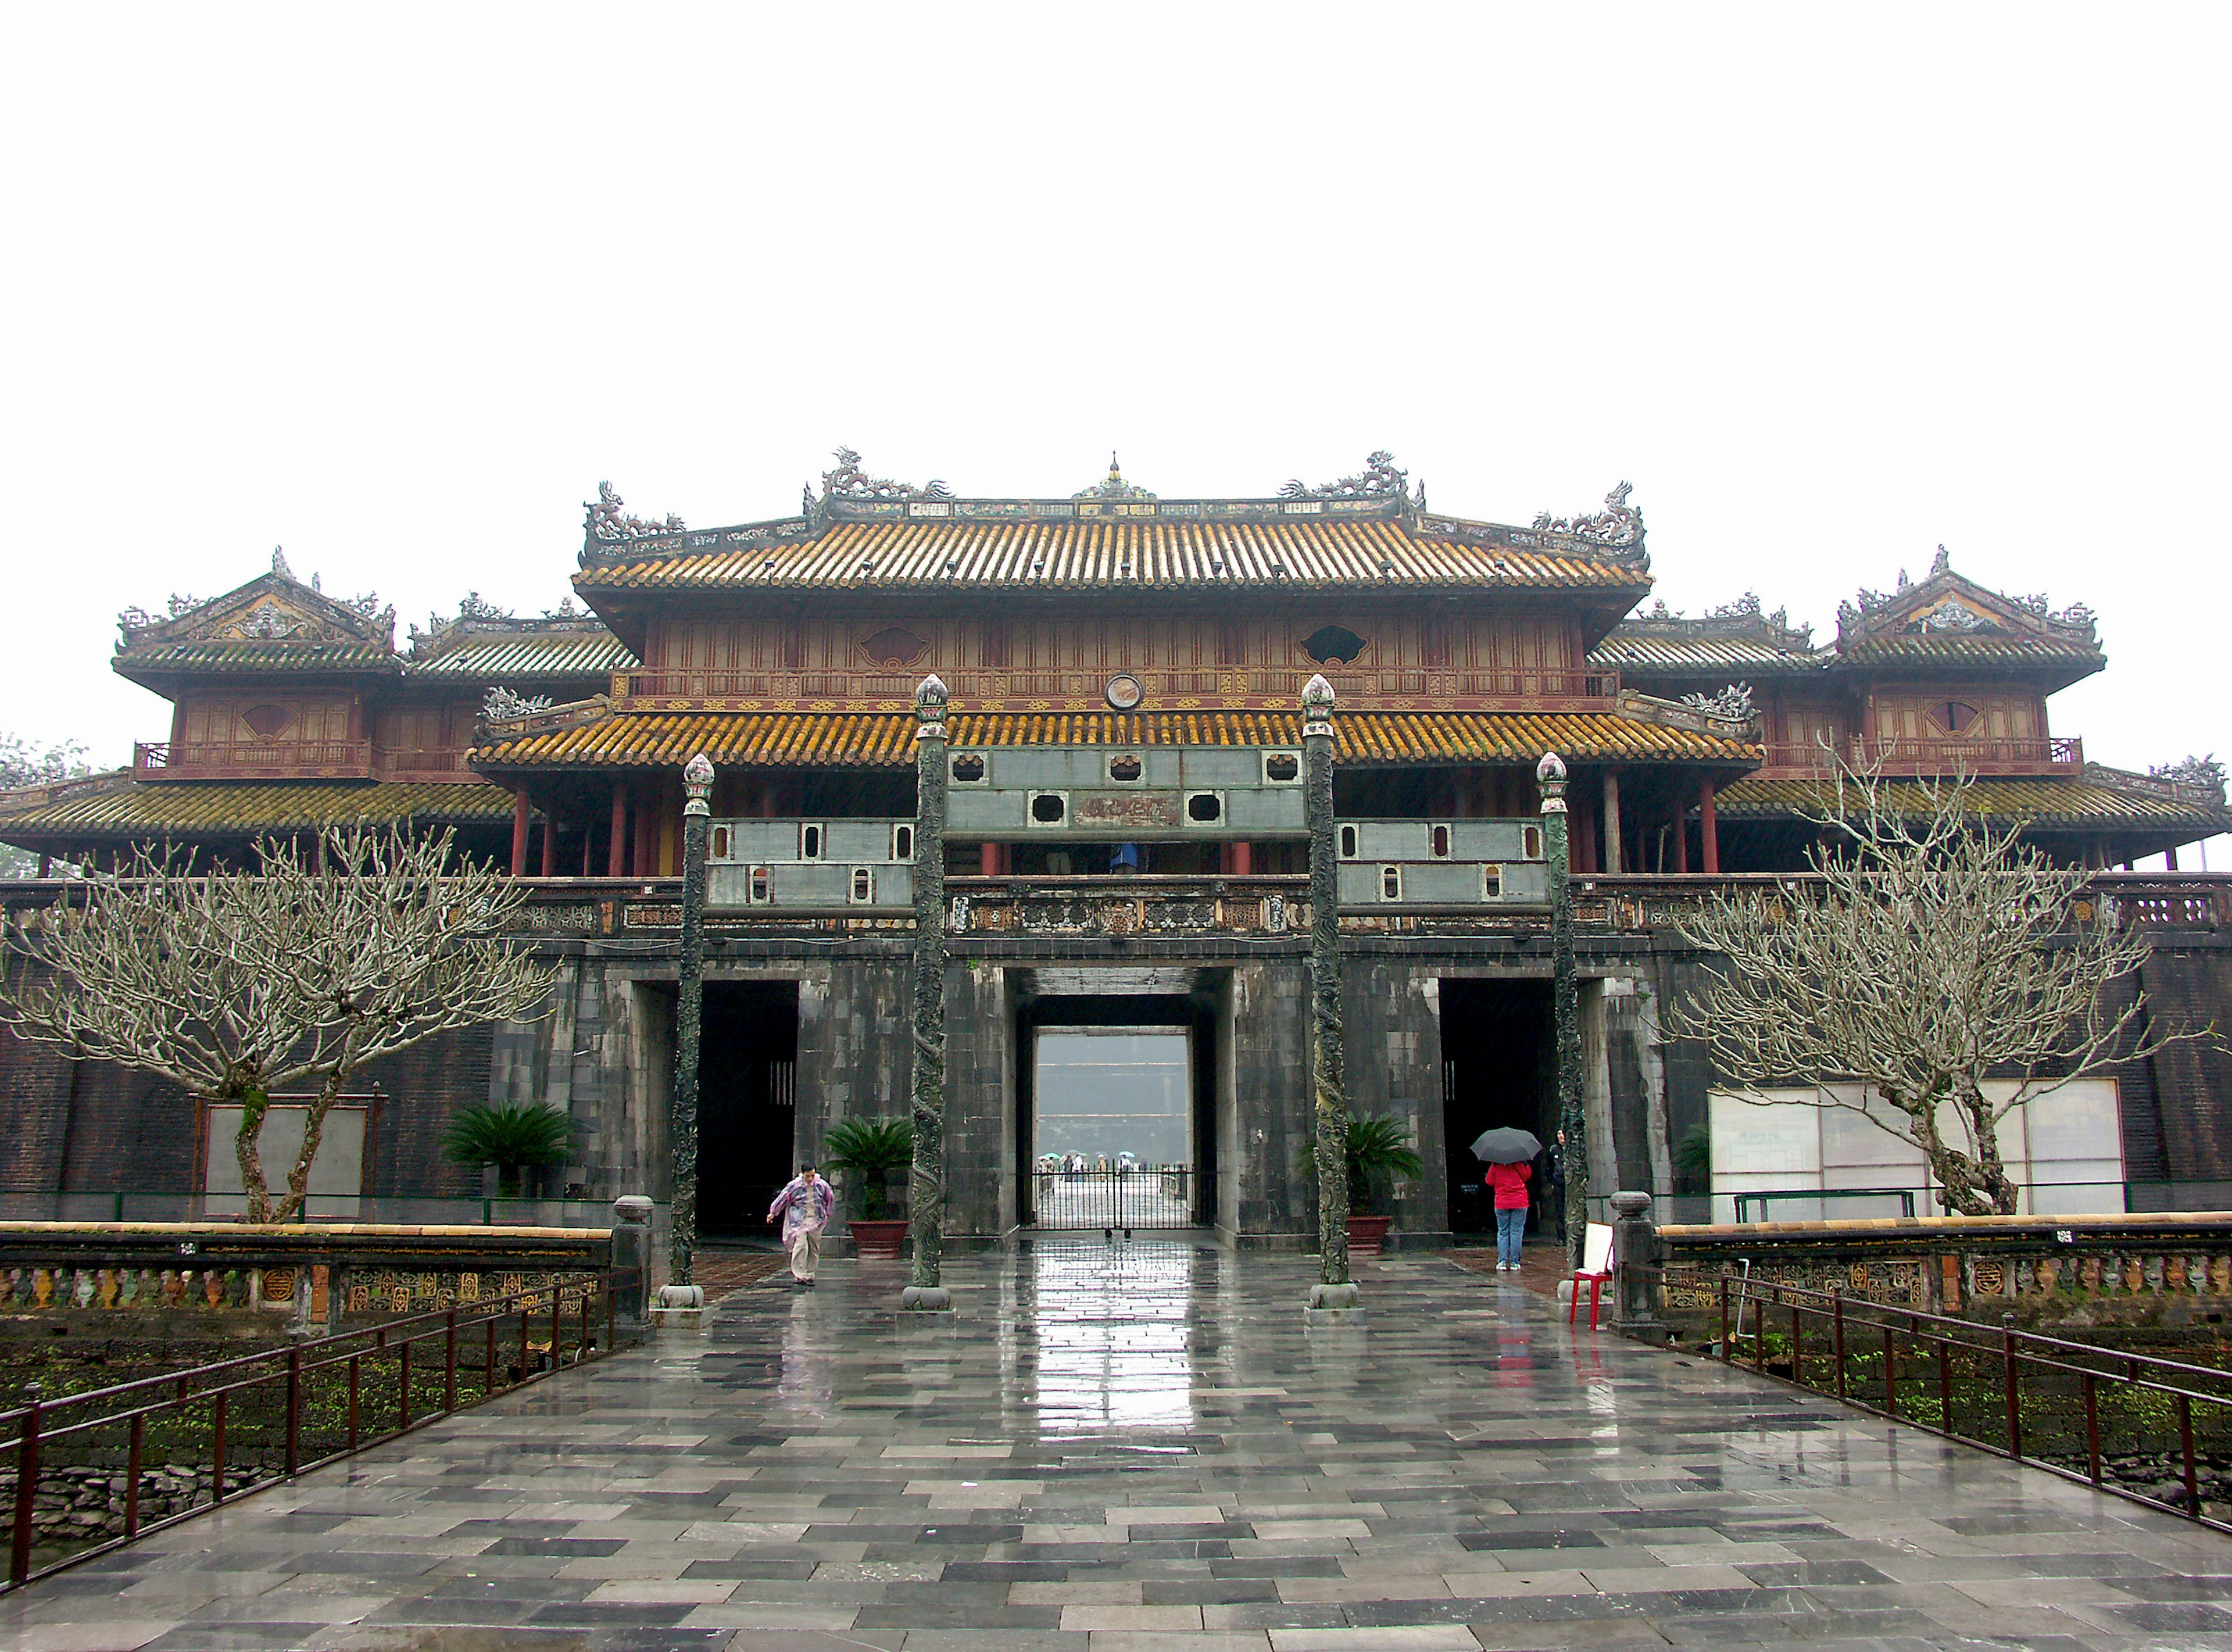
top-left (1569, 1221), bottom-right (1615, 1331)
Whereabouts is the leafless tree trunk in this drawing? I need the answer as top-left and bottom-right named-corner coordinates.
top-left (1664, 760), bottom-right (2202, 1216)
top-left (1, 826), bottom-right (555, 1222)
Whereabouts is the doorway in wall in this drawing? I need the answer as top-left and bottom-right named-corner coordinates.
top-left (1439, 978), bottom-right (1555, 1236)
top-left (696, 981), bottom-right (799, 1236)
top-left (1014, 971), bottom-right (1218, 1229)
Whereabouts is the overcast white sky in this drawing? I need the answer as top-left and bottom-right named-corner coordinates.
top-left (3, 6), bottom-right (2226, 857)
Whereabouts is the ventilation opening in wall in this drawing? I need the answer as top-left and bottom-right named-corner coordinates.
top-left (1107, 753), bottom-right (1143, 782)
top-left (1339, 824), bottom-right (1358, 859)
top-left (1186, 791), bottom-right (1224, 824)
top-left (1029, 792), bottom-right (1068, 827)
top-left (1262, 751), bottom-right (1300, 784)
top-left (850, 867), bottom-right (875, 903)
top-left (711, 825), bottom-right (731, 860)
top-left (1483, 865), bottom-right (1502, 899)
top-left (1380, 864), bottom-right (1403, 900)
top-left (800, 823), bottom-right (824, 860)
top-left (951, 753), bottom-right (986, 783)
top-left (892, 823), bottom-right (913, 861)
top-left (749, 866), bottom-right (771, 903)
top-left (1523, 825), bottom-right (1542, 860)
top-left (1431, 824), bottom-right (1451, 859)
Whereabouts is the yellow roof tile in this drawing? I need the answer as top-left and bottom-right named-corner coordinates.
top-left (474, 709), bottom-right (1759, 770)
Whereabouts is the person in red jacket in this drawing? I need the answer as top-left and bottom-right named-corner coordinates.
top-left (1486, 1158), bottom-right (1532, 1272)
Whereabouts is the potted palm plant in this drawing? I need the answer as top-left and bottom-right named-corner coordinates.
top-left (441, 1102), bottom-right (571, 1201)
top-left (1342, 1113), bottom-right (1424, 1257)
top-left (823, 1116), bottom-right (914, 1258)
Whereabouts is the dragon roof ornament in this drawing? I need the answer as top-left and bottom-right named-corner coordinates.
top-left (2149, 755), bottom-right (2227, 803)
top-left (1532, 481), bottom-right (1646, 551)
top-left (1835, 548), bottom-right (2101, 643)
top-left (1074, 452), bottom-right (1157, 500)
top-left (819, 446), bottom-right (954, 503)
top-left (1279, 450), bottom-right (1410, 502)
top-left (1680, 682), bottom-right (1755, 721)
top-left (481, 685), bottom-right (555, 724)
top-left (584, 481), bottom-right (684, 548)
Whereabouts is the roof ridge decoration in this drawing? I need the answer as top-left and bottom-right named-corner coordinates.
top-left (409, 592), bottom-right (617, 656)
top-left (1680, 683), bottom-right (1755, 721)
top-left (1075, 453), bottom-right (1156, 500)
top-left (819, 446), bottom-right (955, 504)
top-left (584, 482), bottom-right (685, 551)
top-left (1279, 450), bottom-right (1410, 503)
top-left (1621, 592), bottom-right (1815, 650)
top-left (1533, 481), bottom-right (1646, 552)
top-left (1835, 548), bottom-right (2099, 648)
top-left (117, 558), bottom-right (396, 653)
top-left (481, 686), bottom-right (555, 725)
top-left (2146, 755), bottom-right (2227, 804)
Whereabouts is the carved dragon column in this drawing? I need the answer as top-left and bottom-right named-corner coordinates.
top-left (1539, 752), bottom-right (1585, 1267)
top-left (665, 753), bottom-right (715, 1296)
top-left (902, 675), bottom-right (952, 1312)
top-left (1303, 674), bottom-right (1357, 1312)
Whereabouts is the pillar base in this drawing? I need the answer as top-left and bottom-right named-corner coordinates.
top-left (1304, 1281), bottom-right (1362, 1322)
top-left (899, 1286), bottom-right (952, 1313)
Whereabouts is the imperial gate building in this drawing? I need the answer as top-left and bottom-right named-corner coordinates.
top-left (3, 453), bottom-right (2229, 1242)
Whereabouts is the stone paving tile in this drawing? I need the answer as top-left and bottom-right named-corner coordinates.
top-left (1, 1239), bottom-right (2227, 1650)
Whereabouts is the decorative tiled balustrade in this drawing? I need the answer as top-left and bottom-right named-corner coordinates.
top-left (0, 1224), bottom-right (612, 1333)
top-left (1655, 1211), bottom-right (2232, 1328)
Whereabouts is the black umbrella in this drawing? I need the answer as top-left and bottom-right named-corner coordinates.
top-left (1469, 1127), bottom-right (1543, 1165)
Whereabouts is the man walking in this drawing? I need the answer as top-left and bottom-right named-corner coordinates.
top-left (767, 1164), bottom-right (835, 1288)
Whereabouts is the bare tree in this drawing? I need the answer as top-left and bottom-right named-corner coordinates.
top-left (1664, 763), bottom-right (2198, 1215)
top-left (0, 827), bottom-right (555, 1222)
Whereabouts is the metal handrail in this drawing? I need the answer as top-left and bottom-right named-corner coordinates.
top-left (1708, 1271), bottom-right (2230, 1535)
top-left (0, 1267), bottom-right (639, 1590)
top-left (1731, 1188), bottom-right (1916, 1222)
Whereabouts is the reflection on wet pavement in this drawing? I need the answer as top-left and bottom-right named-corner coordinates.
top-left (2, 1240), bottom-right (2227, 1650)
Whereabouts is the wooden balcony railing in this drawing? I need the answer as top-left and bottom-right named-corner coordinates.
top-left (134, 741), bottom-right (372, 779)
top-left (610, 666), bottom-right (1622, 710)
top-left (370, 748), bottom-right (475, 778)
top-left (1759, 735), bottom-right (2082, 775)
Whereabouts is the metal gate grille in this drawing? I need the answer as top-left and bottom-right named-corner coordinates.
top-left (1030, 1168), bottom-right (1207, 1231)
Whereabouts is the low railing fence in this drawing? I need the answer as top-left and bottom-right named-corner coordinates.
top-left (1707, 1272), bottom-right (2230, 1534)
top-left (0, 1266), bottom-right (640, 1592)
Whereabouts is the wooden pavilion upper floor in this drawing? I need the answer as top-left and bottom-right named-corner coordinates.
top-left (2, 454), bottom-right (2226, 879)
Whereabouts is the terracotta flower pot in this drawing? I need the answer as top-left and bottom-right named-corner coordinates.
top-left (1346, 1214), bottom-right (1394, 1257)
top-left (847, 1218), bottom-right (909, 1260)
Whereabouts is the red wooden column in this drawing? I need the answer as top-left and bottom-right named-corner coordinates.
top-left (1671, 796), bottom-right (1689, 873)
top-left (510, 790), bottom-right (530, 876)
top-left (609, 782), bottom-right (630, 877)
top-left (1223, 841), bottom-right (1253, 874)
top-left (1573, 779), bottom-right (1598, 874)
top-left (1699, 775), bottom-right (1720, 874)
top-left (979, 842), bottom-right (1005, 875)
top-left (2166, 846), bottom-right (2181, 871)
top-left (541, 808), bottom-right (557, 877)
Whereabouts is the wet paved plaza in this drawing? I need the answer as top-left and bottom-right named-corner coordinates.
top-left (3, 1239), bottom-right (2228, 1651)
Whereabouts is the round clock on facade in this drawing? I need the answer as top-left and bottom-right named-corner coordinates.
top-left (1104, 673), bottom-right (1144, 710)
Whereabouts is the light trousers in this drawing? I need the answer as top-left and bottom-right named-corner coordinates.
top-left (1495, 1207), bottom-right (1527, 1268)
top-left (787, 1222), bottom-right (824, 1279)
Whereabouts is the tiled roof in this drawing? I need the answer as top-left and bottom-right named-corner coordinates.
top-left (577, 518), bottom-right (1648, 595)
top-left (0, 778), bottom-right (514, 843)
top-left (405, 634), bottom-right (636, 678)
top-left (1590, 630), bottom-right (1827, 675)
top-left (474, 709), bottom-right (1759, 770)
top-left (1834, 633), bottom-right (2105, 667)
top-left (1715, 774), bottom-right (2232, 831)
top-left (114, 641), bottom-right (401, 673)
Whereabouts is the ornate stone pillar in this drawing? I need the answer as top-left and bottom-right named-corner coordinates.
top-left (667, 753), bottom-right (714, 1293)
top-left (1539, 752), bottom-right (1584, 1266)
top-left (903, 676), bottom-right (952, 1311)
top-left (1303, 674), bottom-right (1355, 1309)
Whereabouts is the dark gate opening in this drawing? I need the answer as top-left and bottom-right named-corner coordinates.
top-left (697, 981), bottom-right (799, 1237)
top-left (1440, 978), bottom-right (1555, 1236)
top-left (1015, 985), bottom-right (1218, 1229)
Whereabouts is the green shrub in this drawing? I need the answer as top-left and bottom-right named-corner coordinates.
top-left (441, 1103), bottom-right (570, 1197)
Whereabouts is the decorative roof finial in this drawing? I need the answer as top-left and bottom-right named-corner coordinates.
top-left (1074, 453), bottom-right (1157, 501)
top-left (271, 546), bottom-right (295, 580)
top-left (1930, 543), bottom-right (1951, 578)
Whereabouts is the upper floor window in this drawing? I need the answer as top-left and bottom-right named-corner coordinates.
top-left (1301, 624), bottom-right (1368, 665)
top-left (241, 703), bottom-right (295, 738)
top-left (861, 627), bottom-right (930, 667)
top-left (1931, 701), bottom-right (1981, 735)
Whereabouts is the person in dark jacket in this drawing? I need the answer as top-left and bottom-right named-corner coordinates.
top-left (1486, 1158), bottom-right (1532, 1272)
